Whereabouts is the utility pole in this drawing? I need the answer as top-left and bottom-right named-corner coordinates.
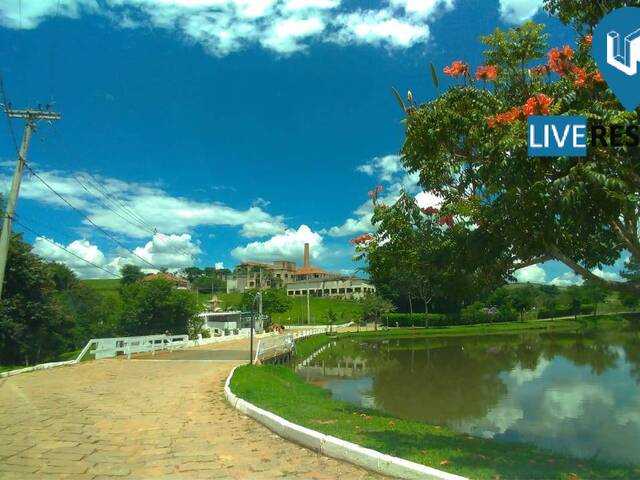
top-left (306, 289), bottom-right (311, 325)
top-left (0, 107), bottom-right (61, 300)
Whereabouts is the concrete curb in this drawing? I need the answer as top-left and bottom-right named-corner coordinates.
top-left (224, 365), bottom-right (468, 480)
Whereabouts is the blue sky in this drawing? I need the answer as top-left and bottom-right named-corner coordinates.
top-left (0, 0), bottom-right (624, 284)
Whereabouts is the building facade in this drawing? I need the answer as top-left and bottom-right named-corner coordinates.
top-left (286, 276), bottom-right (376, 299)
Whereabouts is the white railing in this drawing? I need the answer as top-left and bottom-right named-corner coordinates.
top-left (89, 334), bottom-right (189, 359)
top-left (254, 326), bottom-right (327, 364)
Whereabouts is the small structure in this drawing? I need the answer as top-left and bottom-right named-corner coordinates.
top-left (142, 272), bottom-right (191, 290)
top-left (206, 295), bottom-right (224, 312)
top-left (198, 311), bottom-right (265, 335)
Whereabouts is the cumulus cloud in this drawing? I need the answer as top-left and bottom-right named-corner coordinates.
top-left (328, 153), bottom-right (434, 237)
top-left (513, 264), bottom-right (546, 284)
top-left (0, 0), bottom-right (452, 55)
top-left (231, 224), bottom-right (324, 264)
top-left (591, 267), bottom-right (624, 282)
top-left (549, 271), bottom-right (584, 287)
top-left (332, 9), bottom-right (429, 48)
top-left (499, 0), bottom-right (542, 24)
top-left (214, 261), bottom-right (225, 269)
top-left (0, 167), bottom-right (286, 240)
top-left (33, 236), bottom-right (112, 279)
top-left (32, 233), bottom-right (202, 278)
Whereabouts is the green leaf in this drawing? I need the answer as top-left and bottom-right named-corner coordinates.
top-left (430, 63), bottom-right (440, 90)
top-left (391, 87), bottom-right (406, 113)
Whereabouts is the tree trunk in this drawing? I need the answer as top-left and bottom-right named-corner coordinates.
top-left (424, 300), bottom-right (429, 328)
top-left (409, 295), bottom-right (414, 328)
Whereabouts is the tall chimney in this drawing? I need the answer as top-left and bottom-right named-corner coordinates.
top-left (303, 243), bottom-right (310, 269)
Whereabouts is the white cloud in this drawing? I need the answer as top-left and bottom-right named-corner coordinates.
top-left (231, 224), bottom-right (324, 264)
top-left (389, 0), bottom-right (454, 19)
top-left (513, 264), bottom-right (546, 284)
top-left (261, 16), bottom-right (325, 53)
top-left (0, 0), bottom-right (98, 29)
top-left (591, 267), bottom-right (624, 282)
top-left (549, 271), bottom-right (584, 287)
top-left (327, 153), bottom-right (426, 237)
top-left (33, 236), bottom-right (112, 278)
top-left (333, 9), bottom-right (429, 48)
top-left (499, 0), bottom-right (542, 24)
top-left (1, 167), bottom-right (286, 239)
top-left (0, 0), bottom-right (447, 54)
top-left (33, 233), bottom-right (202, 278)
top-left (215, 261), bottom-right (224, 269)
top-left (415, 191), bottom-right (443, 210)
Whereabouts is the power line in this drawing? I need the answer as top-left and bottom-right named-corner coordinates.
top-left (24, 163), bottom-right (162, 271)
top-left (14, 217), bottom-right (120, 278)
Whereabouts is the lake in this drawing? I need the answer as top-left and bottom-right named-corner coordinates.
top-left (294, 328), bottom-right (640, 465)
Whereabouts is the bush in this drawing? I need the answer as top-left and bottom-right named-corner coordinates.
top-left (537, 304), bottom-right (595, 319)
top-left (382, 312), bottom-right (447, 327)
top-left (459, 302), bottom-right (518, 324)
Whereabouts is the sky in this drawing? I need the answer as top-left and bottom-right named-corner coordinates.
top-left (0, 0), bottom-right (626, 284)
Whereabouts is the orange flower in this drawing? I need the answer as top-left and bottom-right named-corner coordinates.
top-left (582, 34), bottom-right (592, 47)
top-left (572, 66), bottom-right (588, 88)
top-left (476, 65), bottom-right (498, 81)
top-left (592, 69), bottom-right (604, 83)
top-left (547, 46), bottom-right (574, 76)
top-left (522, 94), bottom-right (552, 116)
top-left (443, 61), bottom-right (469, 78)
top-left (529, 65), bottom-right (550, 76)
top-left (488, 106), bottom-right (522, 127)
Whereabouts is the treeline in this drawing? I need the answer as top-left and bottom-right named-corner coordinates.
top-left (0, 234), bottom-right (198, 367)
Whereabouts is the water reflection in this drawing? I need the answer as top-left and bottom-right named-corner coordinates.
top-left (295, 329), bottom-right (640, 465)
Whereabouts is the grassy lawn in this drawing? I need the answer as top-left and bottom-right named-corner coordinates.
top-left (231, 363), bottom-right (637, 480)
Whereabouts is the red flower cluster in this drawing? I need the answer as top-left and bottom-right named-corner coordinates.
top-left (439, 215), bottom-right (454, 227)
top-left (476, 65), bottom-right (498, 81)
top-left (522, 94), bottom-right (553, 116)
top-left (529, 65), bottom-right (550, 76)
top-left (350, 234), bottom-right (372, 245)
top-left (367, 185), bottom-right (384, 197)
top-left (443, 61), bottom-right (469, 78)
top-left (488, 94), bottom-right (553, 127)
top-left (547, 46), bottom-right (575, 75)
top-left (487, 107), bottom-right (522, 127)
top-left (421, 206), bottom-right (440, 215)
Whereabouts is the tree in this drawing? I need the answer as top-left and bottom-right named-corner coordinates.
top-left (580, 281), bottom-right (608, 315)
top-left (240, 288), bottom-right (292, 315)
top-left (360, 294), bottom-right (395, 330)
top-left (192, 275), bottom-right (226, 293)
top-left (48, 262), bottom-right (79, 291)
top-left (326, 308), bottom-right (337, 333)
top-left (0, 234), bottom-right (73, 365)
top-left (507, 286), bottom-right (536, 321)
top-left (119, 280), bottom-right (198, 336)
top-left (393, 15), bottom-right (640, 293)
top-left (182, 267), bottom-right (204, 283)
top-left (120, 264), bottom-right (144, 285)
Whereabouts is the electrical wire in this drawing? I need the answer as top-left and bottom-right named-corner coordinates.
top-left (14, 217), bottom-right (120, 278)
top-left (0, 71), bottom-right (19, 155)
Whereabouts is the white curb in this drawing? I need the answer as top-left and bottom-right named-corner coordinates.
top-left (224, 365), bottom-right (468, 480)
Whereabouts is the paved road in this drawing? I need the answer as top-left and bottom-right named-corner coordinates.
top-left (0, 341), bottom-right (383, 480)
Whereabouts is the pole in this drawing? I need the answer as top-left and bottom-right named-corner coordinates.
top-left (0, 122), bottom-right (32, 299)
top-left (0, 107), bottom-right (61, 300)
top-left (306, 289), bottom-right (310, 325)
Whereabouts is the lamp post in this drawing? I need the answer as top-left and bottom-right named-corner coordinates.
top-left (249, 291), bottom-right (262, 365)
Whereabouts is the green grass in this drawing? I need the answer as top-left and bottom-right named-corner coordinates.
top-left (231, 363), bottom-right (638, 480)
top-left (0, 364), bottom-right (22, 373)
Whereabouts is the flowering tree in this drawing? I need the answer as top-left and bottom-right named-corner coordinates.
top-left (374, 12), bottom-right (640, 294)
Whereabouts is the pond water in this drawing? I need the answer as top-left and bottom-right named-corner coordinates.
top-left (294, 328), bottom-right (640, 465)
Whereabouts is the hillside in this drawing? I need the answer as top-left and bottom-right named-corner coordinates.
top-left (82, 279), bottom-right (362, 325)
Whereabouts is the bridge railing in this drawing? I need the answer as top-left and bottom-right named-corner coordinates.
top-left (254, 327), bottom-right (327, 363)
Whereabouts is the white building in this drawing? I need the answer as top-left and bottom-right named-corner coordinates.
top-left (286, 276), bottom-right (376, 299)
top-left (198, 311), bottom-right (265, 334)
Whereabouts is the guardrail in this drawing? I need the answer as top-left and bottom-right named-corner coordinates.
top-left (254, 327), bottom-right (327, 364)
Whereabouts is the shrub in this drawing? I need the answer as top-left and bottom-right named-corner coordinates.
top-left (382, 312), bottom-right (447, 327)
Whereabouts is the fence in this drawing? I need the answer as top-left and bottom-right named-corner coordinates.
top-left (254, 327), bottom-right (326, 364)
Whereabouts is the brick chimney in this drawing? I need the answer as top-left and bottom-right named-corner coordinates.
top-left (303, 243), bottom-right (310, 269)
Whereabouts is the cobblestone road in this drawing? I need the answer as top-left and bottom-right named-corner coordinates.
top-left (0, 353), bottom-right (383, 479)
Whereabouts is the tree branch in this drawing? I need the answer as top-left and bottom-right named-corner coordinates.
top-left (512, 255), bottom-right (552, 271)
top-left (611, 218), bottom-right (640, 260)
top-left (547, 245), bottom-right (639, 293)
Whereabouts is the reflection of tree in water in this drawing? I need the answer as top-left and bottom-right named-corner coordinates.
top-left (540, 331), bottom-right (620, 375)
top-left (370, 337), bottom-right (516, 425)
top-left (621, 332), bottom-right (640, 384)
